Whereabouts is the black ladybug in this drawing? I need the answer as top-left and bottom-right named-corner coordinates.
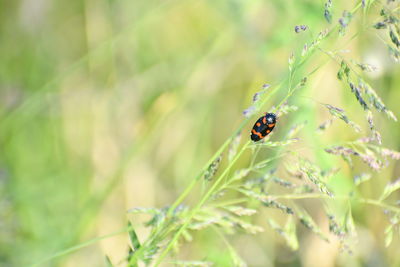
top-left (250, 113), bottom-right (277, 142)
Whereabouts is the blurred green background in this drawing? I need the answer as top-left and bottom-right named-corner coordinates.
top-left (0, 0), bottom-right (399, 266)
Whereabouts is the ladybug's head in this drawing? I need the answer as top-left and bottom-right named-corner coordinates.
top-left (265, 113), bottom-right (277, 123)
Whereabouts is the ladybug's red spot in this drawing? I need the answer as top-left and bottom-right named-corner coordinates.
top-left (262, 117), bottom-right (267, 124)
top-left (252, 129), bottom-right (263, 139)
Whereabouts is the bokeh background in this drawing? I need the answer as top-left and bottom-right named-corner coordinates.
top-left (1, 0), bottom-right (399, 266)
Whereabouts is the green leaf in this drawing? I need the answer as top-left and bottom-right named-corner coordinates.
top-left (286, 121), bottom-right (307, 139)
top-left (231, 168), bottom-right (251, 182)
top-left (171, 260), bottom-right (214, 266)
top-left (284, 218), bottom-right (299, 250)
top-left (228, 133), bottom-right (242, 162)
top-left (289, 52), bottom-right (295, 72)
top-left (380, 178), bottom-right (400, 201)
top-left (127, 207), bottom-right (160, 214)
top-left (268, 218), bottom-right (299, 251)
top-left (105, 255), bottom-right (114, 267)
top-left (298, 158), bottom-right (334, 197)
top-left (229, 216), bottom-right (264, 234)
top-left (204, 155), bottom-right (222, 181)
top-left (297, 209), bottom-right (329, 242)
top-left (128, 222), bottom-right (141, 251)
top-left (224, 206), bottom-right (257, 216)
top-left (354, 173), bottom-right (371, 186)
top-left (227, 244), bottom-right (247, 267)
top-left (344, 208), bottom-right (356, 235)
top-left (127, 222), bottom-right (140, 267)
top-left (384, 225), bottom-right (394, 247)
top-left (182, 229), bottom-right (193, 242)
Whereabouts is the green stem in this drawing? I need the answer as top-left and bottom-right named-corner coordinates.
top-left (266, 193), bottom-right (400, 213)
top-left (167, 136), bottom-right (233, 217)
top-left (31, 227), bottom-right (128, 267)
top-left (211, 198), bottom-right (249, 208)
top-left (154, 141), bottom-right (250, 266)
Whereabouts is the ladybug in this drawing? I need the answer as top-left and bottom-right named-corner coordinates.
top-left (250, 113), bottom-right (277, 142)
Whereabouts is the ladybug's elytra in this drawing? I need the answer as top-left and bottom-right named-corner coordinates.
top-left (250, 113), bottom-right (277, 142)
